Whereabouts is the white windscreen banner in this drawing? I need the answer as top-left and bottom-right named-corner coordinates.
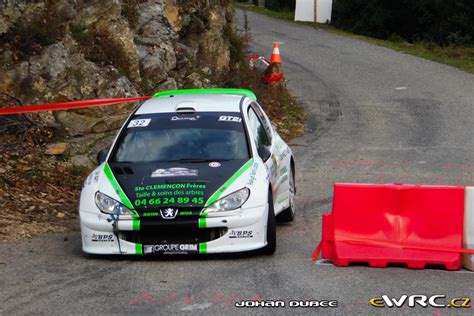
top-left (295, 0), bottom-right (333, 23)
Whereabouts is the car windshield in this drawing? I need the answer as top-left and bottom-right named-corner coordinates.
top-left (112, 112), bottom-right (249, 163)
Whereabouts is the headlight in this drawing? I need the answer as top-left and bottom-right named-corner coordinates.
top-left (204, 188), bottom-right (250, 213)
top-left (95, 192), bottom-right (134, 216)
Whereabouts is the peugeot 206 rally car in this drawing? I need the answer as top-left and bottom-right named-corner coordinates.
top-left (79, 88), bottom-right (296, 255)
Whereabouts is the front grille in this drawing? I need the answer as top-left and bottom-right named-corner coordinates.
top-left (121, 227), bottom-right (227, 244)
top-left (136, 207), bottom-right (203, 218)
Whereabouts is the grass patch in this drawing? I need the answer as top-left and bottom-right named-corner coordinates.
top-left (234, 3), bottom-right (474, 74)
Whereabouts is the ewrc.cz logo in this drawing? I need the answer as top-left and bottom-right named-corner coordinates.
top-left (370, 295), bottom-right (471, 308)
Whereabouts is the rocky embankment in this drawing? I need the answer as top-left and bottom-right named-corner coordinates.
top-left (0, 0), bottom-right (234, 162)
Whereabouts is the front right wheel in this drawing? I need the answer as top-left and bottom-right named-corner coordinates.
top-left (276, 167), bottom-right (296, 222)
top-left (261, 190), bottom-right (276, 255)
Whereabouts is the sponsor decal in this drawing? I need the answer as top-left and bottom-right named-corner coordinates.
top-left (171, 116), bottom-right (199, 121)
top-left (247, 162), bottom-right (259, 186)
top-left (128, 119), bottom-right (151, 128)
top-left (235, 300), bottom-right (338, 308)
top-left (143, 244), bottom-right (199, 255)
top-left (160, 208), bottom-right (179, 219)
top-left (276, 140), bottom-right (286, 151)
top-left (218, 116), bottom-right (242, 123)
top-left (85, 171), bottom-right (101, 186)
top-left (280, 148), bottom-right (291, 160)
top-left (229, 230), bottom-right (253, 239)
top-left (151, 168), bottom-right (198, 178)
top-left (369, 295), bottom-right (471, 308)
top-left (91, 234), bottom-right (114, 242)
top-left (266, 156), bottom-right (277, 179)
top-left (209, 162), bottom-right (221, 168)
top-left (93, 171), bottom-right (100, 183)
top-left (278, 175), bottom-right (289, 185)
top-left (133, 183), bottom-right (206, 207)
top-left (277, 195), bottom-right (288, 205)
top-left (142, 212), bottom-right (160, 217)
top-left (86, 174), bottom-right (92, 186)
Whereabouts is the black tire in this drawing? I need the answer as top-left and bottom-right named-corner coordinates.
top-left (276, 165), bottom-right (296, 223)
top-left (262, 189), bottom-right (276, 255)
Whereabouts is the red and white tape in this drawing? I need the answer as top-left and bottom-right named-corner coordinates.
top-left (0, 96), bottom-right (151, 116)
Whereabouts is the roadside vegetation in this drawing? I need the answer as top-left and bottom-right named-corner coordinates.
top-left (224, 13), bottom-right (304, 140)
top-left (234, 2), bottom-right (474, 74)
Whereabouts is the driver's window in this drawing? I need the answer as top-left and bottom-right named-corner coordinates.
top-left (248, 107), bottom-right (271, 157)
top-left (252, 102), bottom-right (273, 143)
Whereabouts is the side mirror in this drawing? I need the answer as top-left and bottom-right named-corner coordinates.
top-left (97, 149), bottom-right (108, 165)
top-left (257, 145), bottom-right (272, 162)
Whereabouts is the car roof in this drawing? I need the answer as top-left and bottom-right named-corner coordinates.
top-left (135, 89), bottom-right (256, 115)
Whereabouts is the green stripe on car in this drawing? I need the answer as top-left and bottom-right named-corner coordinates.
top-left (199, 242), bottom-right (207, 254)
top-left (152, 88), bottom-right (257, 101)
top-left (198, 218), bottom-right (207, 229)
top-left (132, 220), bottom-right (140, 231)
top-left (103, 163), bottom-right (139, 218)
top-left (135, 243), bottom-right (143, 255)
top-left (204, 159), bottom-right (254, 208)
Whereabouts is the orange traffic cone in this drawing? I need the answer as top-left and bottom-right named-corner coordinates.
top-left (270, 42), bottom-right (282, 64)
top-left (262, 42), bottom-right (284, 84)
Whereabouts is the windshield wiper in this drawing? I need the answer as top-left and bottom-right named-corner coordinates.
top-left (166, 158), bottom-right (232, 163)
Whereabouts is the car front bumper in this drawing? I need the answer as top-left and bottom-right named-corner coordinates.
top-left (79, 204), bottom-right (269, 255)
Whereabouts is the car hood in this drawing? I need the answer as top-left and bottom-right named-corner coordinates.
top-left (106, 159), bottom-right (251, 212)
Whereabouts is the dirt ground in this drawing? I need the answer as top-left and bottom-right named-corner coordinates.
top-left (0, 122), bottom-right (84, 242)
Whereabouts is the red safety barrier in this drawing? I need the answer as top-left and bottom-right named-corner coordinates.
top-left (0, 96), bottom-right (151, 116)
top-left (315, 183), bottom-right (465, 270)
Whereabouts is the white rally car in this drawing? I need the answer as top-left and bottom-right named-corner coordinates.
top-left (79, 88), bottom-right (295, 255)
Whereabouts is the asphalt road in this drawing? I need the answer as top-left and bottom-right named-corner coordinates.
top-left (2, 9), bottom-right (474, 315)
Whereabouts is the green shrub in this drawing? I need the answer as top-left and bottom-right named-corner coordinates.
top-left (332, 0), bottom-right (474, 47)
top-left (265, 0), bottom-right (296, 12)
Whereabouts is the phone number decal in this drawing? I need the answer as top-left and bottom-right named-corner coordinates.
top-left (134, 197), bottom-right (204, 207)
top-left (133, 183), bottom-right (206, 207)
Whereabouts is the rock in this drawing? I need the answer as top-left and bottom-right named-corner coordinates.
top-left (0, 0), bottom-right (234, 149)
top-left (45, 143), bottom-right (69, 156)
top-left (202, 67), bottom-right (211, 75)
top-left (164, 2), bottom-right (182, 32)
top-left (70, 155), bottom-right (93, 169)
top-left (93, 16), bottom-right (141, 83)
top-left (158, 78), bottom-right (178, 91)
top-left (67, 133), bottom-right (115, 157)
top-left (56, 212), bottom-right (65, 218)
top-left (185, 73), bottom-right (204, 88)
top-left (138, 42), bottom-right (177, 87)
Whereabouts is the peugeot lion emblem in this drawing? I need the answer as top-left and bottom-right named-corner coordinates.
top-left (160, 208), bottom-right (179, 219)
